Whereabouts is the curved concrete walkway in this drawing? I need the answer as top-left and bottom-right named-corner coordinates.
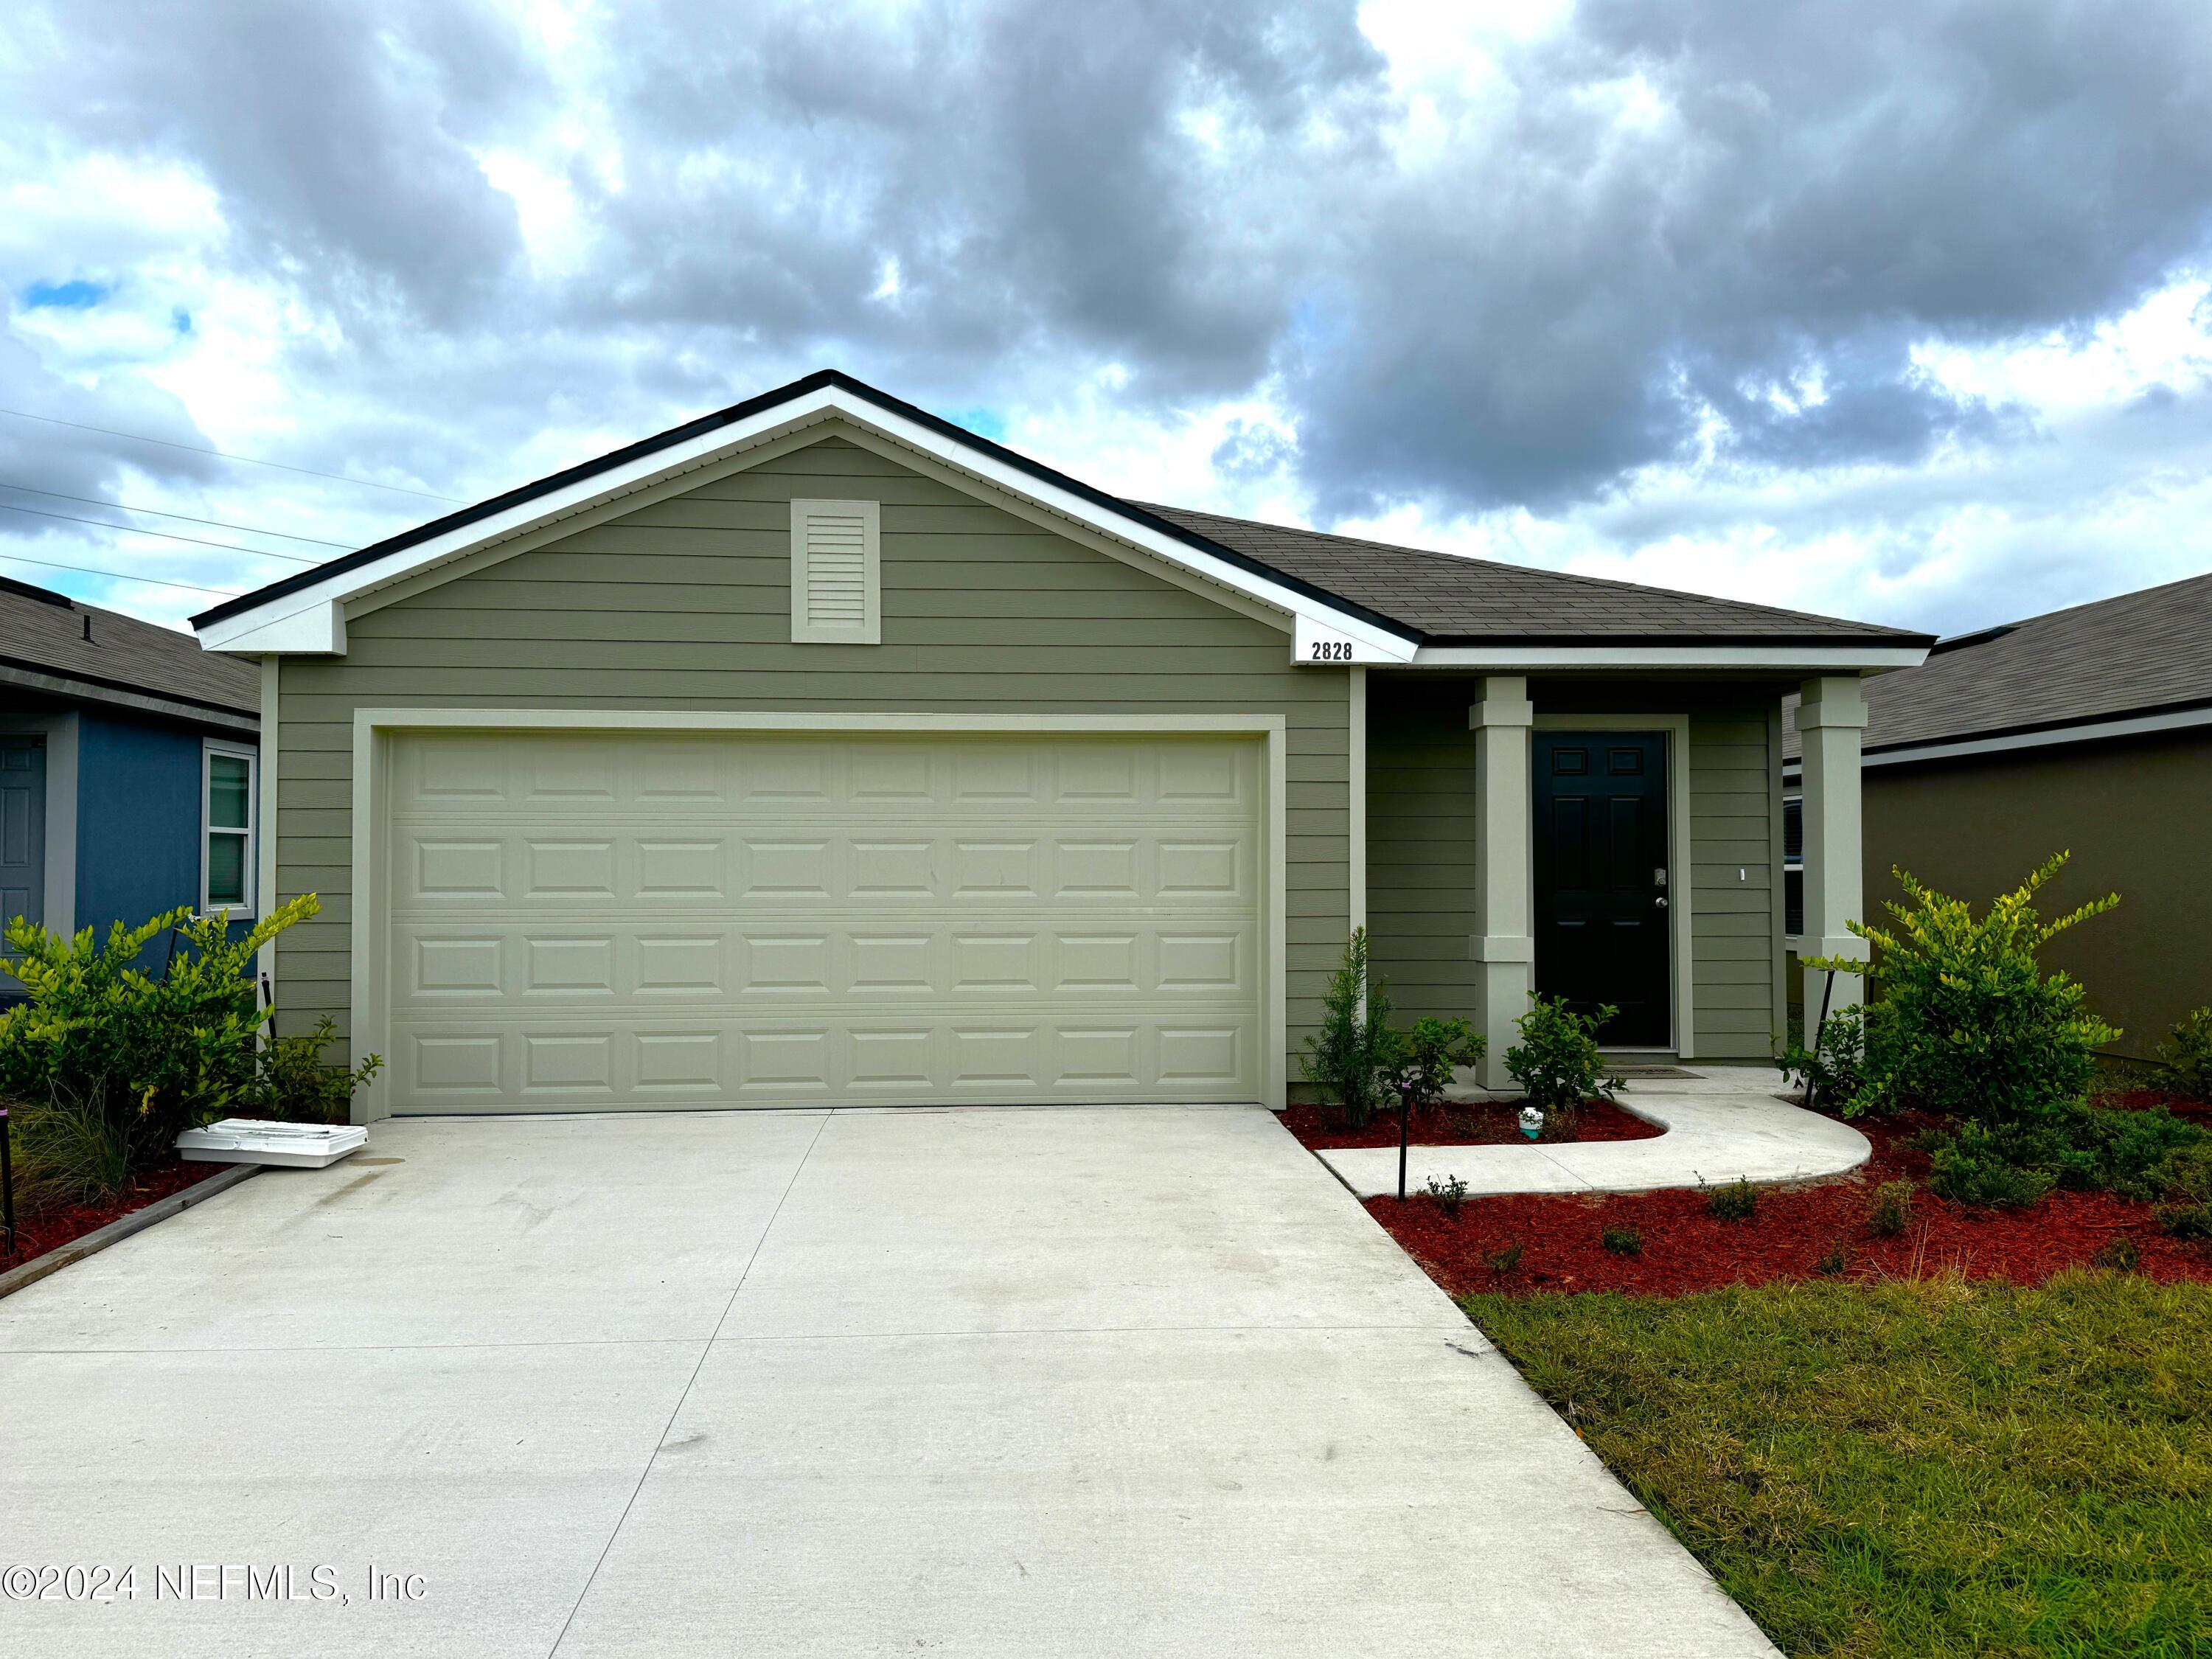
top-left (1315, 1065), bottom-right (1872, 1200)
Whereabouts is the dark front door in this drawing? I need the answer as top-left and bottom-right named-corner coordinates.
top-left (1531, 731), bottom-right (1670, 1047)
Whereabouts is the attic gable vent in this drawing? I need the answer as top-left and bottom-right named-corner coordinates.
top-left (790, 498), bottom-right (881, 644)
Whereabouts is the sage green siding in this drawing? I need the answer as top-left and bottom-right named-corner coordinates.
top-left (1366, 675), bottom-right (1786, 1059)
top-left (271, 431), bottom-right (1351, 1088)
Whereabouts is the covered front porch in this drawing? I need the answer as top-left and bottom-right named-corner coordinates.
top-left (1355, 670), bottom-right (1869, 1090)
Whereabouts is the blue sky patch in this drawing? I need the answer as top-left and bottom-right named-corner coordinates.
top-left (173, 307), bottom-right (193, 335)
top-left (21, 278), bottom-right (111, 310)
top-left (945, 406), bottom-right (1008, 442)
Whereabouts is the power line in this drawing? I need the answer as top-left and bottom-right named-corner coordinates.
top-left (0, 501), bottom-right (323, 563)
top-left (0, 406), bottom-right (465, 504)
top-left (0, 551), bottom-right (240, 597)
top-left (0, 480), bottom-right (352, 546)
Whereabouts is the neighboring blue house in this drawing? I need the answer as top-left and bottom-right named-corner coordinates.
top-left (0, 575), bottom-right (260, 985)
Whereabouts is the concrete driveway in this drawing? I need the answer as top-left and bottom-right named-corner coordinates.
top-left (0, 1106), bottom-right (1774, 1658)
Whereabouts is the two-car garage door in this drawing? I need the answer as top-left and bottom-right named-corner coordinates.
top-left (382, 730), bottom-right (1265, 1112)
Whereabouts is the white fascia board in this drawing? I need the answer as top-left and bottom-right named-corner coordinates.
top-left (194, 385), bottom-right (1418, 662)
top-left (1402, 644), bottom-right (1929, 672)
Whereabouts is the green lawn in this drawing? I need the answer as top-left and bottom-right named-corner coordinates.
top-left (1464, 1273), bottom-right (2212, 1659)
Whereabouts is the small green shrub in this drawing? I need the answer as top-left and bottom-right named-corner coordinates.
top-left (1779, 1003), bottom-right (1873, 1110)
top-left (2157, 1203), bottom-right (2212, 1241)
top-left (2054, 1105), bottom-right (2205, 1200)
top-left (2149, 1141), bottom-right (2212, 1245)
top-left (2091, 1236), bottom-right (2141, 1273)
top-left (1505, 994), bottom-right (1623, 1126)
top-left (1923, 1122), bottom-right (2058, 1208)
top-left (1865, 1178), bottom-right (1916, 1238)
top-left (258, 1016), bottom-right (384, 1124)
top-left (1385, 1016), bottom-right (1485, 1113)
top-left (1423, 1172), bottom-right (1470, 1215)
top-left (1299, 928), bottom-right (1400, 1128)
top-left (1808, 852), bottom-right (2120, 1124)
top-left (1815, 1238), bottom-right (1852, 1276)
top-left (2157, 1006), bottom-right (2212, 1102)
top-left (0, 898), bottom-right (376, 1211)
top-left (2156, 1141), bottom-right (2212, 1206)
top-left (1706, 1177), bottom-right (1760, 1222)
top-left (1484, 1242), bottom-right (1525, 1276)
top-left (1601, 1225), bottom-right (1643, 1256)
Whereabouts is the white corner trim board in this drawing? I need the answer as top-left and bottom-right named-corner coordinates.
top-left (195, 382), bottom-right (1421, 664)
top-left (344, 709), bottom-right (1293, 1122)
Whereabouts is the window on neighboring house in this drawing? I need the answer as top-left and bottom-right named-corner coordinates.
top-left (203, 741), bottom-right (256, 915)
top-left (1783, 794), bottom-right (1804, 938)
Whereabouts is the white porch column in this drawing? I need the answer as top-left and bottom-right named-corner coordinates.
top-left (1798, 675), bottom-right (1869, 1014)
top-left (1468, 677), bottom-right (1534, 1089)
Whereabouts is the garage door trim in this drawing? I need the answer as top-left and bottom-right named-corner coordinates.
top-left (344, 709), bottom-right (1289, 1121)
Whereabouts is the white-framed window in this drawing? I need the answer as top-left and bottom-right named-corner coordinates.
top-left (202, 739), bottom-right (257, 917)
top-left (790, 497), bottom-right (882, 644)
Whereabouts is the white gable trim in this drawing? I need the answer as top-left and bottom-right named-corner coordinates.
top-left (195, 385), bottom-right (1419, 662)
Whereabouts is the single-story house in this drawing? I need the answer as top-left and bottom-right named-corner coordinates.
top-left (1785, 568), bottom-right (2211, 1059)
top-left (1, 574), bottom-right (260, 980)
top-left (191, 371), bottom-right (1930, 1120)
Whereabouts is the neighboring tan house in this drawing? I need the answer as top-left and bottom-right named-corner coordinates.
top-left (1784, 568), bottom-right (2212, 1059)
top-left (190, 371), bottom-right (1929, 1120)
top-left (1, 575), bottom-right (261, 979)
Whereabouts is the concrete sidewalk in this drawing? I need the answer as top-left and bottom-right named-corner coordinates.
top-left (1315, 1065), bottom-right (1872, 1199)
top-left (0, 1105), bottom-right (1775, 1658)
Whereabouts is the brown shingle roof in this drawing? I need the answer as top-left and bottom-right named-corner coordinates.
top-left (1783, 566), bottom-right (2212, 759)
top-left (0, 577), bottom-right (257, 717)
top-left (1134, 502), bottom-right (1923, 645)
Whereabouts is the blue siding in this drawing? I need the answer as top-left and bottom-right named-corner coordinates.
top-left (74, 713), bottom-right (257, 967)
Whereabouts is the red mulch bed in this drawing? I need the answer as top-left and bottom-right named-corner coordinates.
top-left (1, 1158), bottom-right (227, 1273)
top-left (1282, 1098), bottom-right (1663, 1150)
top-left (1363, 1097), bottom-right (2212, 1298)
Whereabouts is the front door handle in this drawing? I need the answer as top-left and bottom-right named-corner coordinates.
top-left (1655, 895), bottom-right (1669, 909)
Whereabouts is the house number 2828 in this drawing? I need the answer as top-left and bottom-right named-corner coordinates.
top-left (1309, 640), bottom-right (1354, 661)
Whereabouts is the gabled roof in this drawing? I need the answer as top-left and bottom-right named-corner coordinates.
top-left (192, 369), bottom-right (1928, 666)
top-left (1, 576), bottom-right (257, 723)
top-left (1139, 504), bottom-right (1919, 646)
top-left (1783, 566), bottom-right (2212, 761)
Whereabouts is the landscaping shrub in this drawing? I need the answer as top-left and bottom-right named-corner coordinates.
top-left (1919, 1105), bottom-right (2208, 1210)
top-left (1865, 1178), bottom-right (1916, 1238)
top-left (1601, 1225), bottom-right (1643, 1257)
top-left (1505, 994), bottom-right (1623, 1127)
top-left (2091, 1236), bottom-right (2140, 1273)
top-left (259, 1015), bottom-right (384, 1124)
top-left (1299, 928), bottom-right (1400, 1127)
top-left (1815, 1238), bottom-right (1852, 1276)
top-left (1705, 1177), bottom-right (1760, 1222)
top-left (2158, 1006), bottom-right (2212, 1102)
top-left (1385, 1016), bottom-right (1485, 1113)
top-left (1809, 852), bottom-right (2119, 1124)
top-left (0, 897), bottom-right (370, 1211)
top-left (1423, 1172), bottom-right (1470, 1215)
top-left (1484, 1242), bottom-right (1524, 1276)
top-left (2153, 1144), bottom-right (2212, 1239)
top-left (1778, 1002), bottom-right (1873, 1110)
top-left (1923, 1122), bottom-right (2057, 1208)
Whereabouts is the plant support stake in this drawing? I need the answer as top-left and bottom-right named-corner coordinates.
top-left (1, 1107), bottom-right (13, 1259)
top-left (1806, 970), bottom-right (1837, 1108)
top-left (1397, 1091), bottom-right (1410, 1200)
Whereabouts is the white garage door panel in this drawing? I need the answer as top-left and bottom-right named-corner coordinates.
top-left (383, 731), bottom-right (1264, 1110)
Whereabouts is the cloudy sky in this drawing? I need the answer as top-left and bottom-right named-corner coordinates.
top-left (3, 0), bottom-right (2211, 635)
